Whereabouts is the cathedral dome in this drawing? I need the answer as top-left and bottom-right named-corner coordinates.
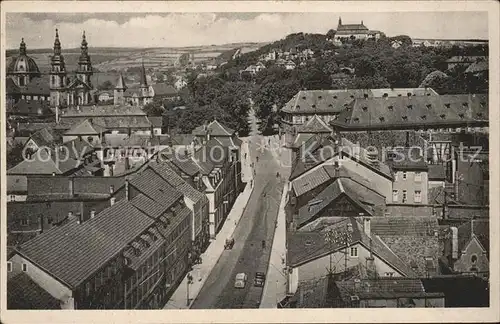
top-left (7, 38), bottom-right (41, 76)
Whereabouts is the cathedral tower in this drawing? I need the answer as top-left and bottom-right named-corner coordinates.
top-left (77, 31), bottom-right (93, 87)
top-left (49, 29), bottom-right (68, 108)
top-left (114, 73), bottom-right (127, 106)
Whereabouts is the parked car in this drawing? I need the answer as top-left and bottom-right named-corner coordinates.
top-left (254, 272), bottom-right (266, 287)
top-left (225, 238), bottom-right (235, 250)
top-left (234, 272), bottom-right (247, 289)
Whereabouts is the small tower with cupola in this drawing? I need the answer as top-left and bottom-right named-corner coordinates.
top-left (49, 29), bottom-right (68, 108)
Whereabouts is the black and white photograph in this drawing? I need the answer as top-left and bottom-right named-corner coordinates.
top-left (1, 1), bottom-right (498, 323)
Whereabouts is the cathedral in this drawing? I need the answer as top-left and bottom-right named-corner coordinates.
top-left (49, 29), bottom-right (94, 107)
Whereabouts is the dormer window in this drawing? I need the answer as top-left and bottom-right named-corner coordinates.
top-left (402, 116), bottom-right (408, 121)
top-left (427, 93), bottom-right (431, 96)
top-left (477, 112), bottom-right (483, 118)
top-left (350, 95), bottom-right (354, 99)
top-left (363, 93), bottom-right (369, 99)
top-left (440, 114), bottom-right (446, 119)
top-left (462, 102), bottom-right (468, 107)
top-left (445, 103), bottom-right (451, 108)
top-left (388, 105), bottom-right (393, 110)
top-left (333, 95), bottom-right (338, 99)
top-left (397, 94), bottom-right (402, 97)
top-left (345, 117), bottom-right (351, 123)
top-left (426, 104), bottom-right (432, 109)
top-left (407, 104), bottom-right (413, 109)
top-left (311, 104), bottom-right (316, 109)
top-left (353, 118), bottom-right (360, 123)
top-left (383, 93), bottom-right (388, 98)
top-left (458, 113), bottom-right (465, 119)
top-left (328, 104), bottom-right (333, 108)
top-left (421, 115), bottom-right (427, 120)
top-left (480, 101), bottom-right (486, 107)
top-left (318, 96), bottom-right (323, 99)
top-left (302, 96), bottom-right (306, 100)
top-left (379, 117), bottom-right (385, 122)
top-left (296, 105), bottom-right (300, 110)
top-left (362, 106), bottom-right (367, 111)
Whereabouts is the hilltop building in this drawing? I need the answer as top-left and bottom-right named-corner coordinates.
top-left (334, 17), bottom-right (382, 42)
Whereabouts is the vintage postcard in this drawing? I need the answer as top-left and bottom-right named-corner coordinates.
top-left (1, 1), bottom-right (499, 323)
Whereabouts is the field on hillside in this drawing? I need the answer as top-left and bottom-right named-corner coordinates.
top-left (6, 42), bottom-right (266, 73)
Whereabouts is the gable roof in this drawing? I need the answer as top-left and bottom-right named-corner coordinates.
top-left (129, 168), bottom-right (183, 209)
top-left (428, 164), bottom-right (446, 180)
top-left (370, 216), bottom-right (440, 277)
top-left (28, 127), bottom-right (60, 149)
top-left (151, 83), bottom-right (178, 97)
top-left (66, 77), bottom-right (92, 90)
top-left (465, 60), bottom-right (488, 73)
top-left (8, 272), bottom-right (61, 309)
top-left (192, 119), bottom-right (235, 137)
top-left (16, 199), bottom-right (155, 288)
top-left (64, 119), bottom-right (107, 136)
top-left (332, 94), bottom-right (488, 130)
top-left (458, 219), bottom-right (489, 255)
top-left (288, 218), bottom-right (416, 277)
top-left (7, 148), bottom-right (81, 175)
top-left (296, 177), bottom-right (385, 228)
top-left (296, 115), bottom-right (333, 133)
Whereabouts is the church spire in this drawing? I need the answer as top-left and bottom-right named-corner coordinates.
top-left (79, 30), bottom-right (90, 61)
top-left (115, 73), bottom-right (127, 90)
top-left (139, 60), bottom-right (147, 87)
top-left (19, 38), bottom-right (26, 56)
top-left (338, 17), bottom-right (342, 27)
top-left (53, 28), bottom-right (61, 55)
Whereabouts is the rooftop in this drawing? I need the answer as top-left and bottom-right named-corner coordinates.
top-left (62, 104), bottom-right (146, 117)
top-left (192, 119), bottom-right (236, 137)
top-left (8, 272), bottom-right (61, 309)
top-left (458, 219), bottom-right (489, 256)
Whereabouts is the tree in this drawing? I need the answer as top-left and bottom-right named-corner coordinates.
top-left (419, 70), bottom-right (449, 93)
top-left (98, 80), bottom-right (114, 90)
top-left (326, 29), bottom-right (337, 39)
top-left (143, 101), bottom-right (165, 117)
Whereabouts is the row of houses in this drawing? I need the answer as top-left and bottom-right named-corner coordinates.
top-left (278, 87), bottom-right (489, 308)
top-left (6, 119), bottom-right (244, 309)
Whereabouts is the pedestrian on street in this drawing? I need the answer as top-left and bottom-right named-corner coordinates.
top-left (244, 153), bottom-right (247, 159)
top-left (256, 156), bottom-right (259, 163)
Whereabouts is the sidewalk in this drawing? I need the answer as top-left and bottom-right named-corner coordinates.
top-left (164, 139), bottom-right (254, 309)
top-left (259, 179), bottom-right (288, 308)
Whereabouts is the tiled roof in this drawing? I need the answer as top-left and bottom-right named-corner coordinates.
top-left (296, 115), bottom-right (333, 133)
top-left (446, 56), bottom-right (487, 63)
top-left (214, 136), bottom-right (242, 148)
top-left (291, 133), bottom-right (315, 148)
top-left (6, 77), bottom-right (20, 93)
top-left (428, 164), bottom-right (446, 180)
top-left (335, 278), bottom-right (431, 301)
top-left (332, 94), bottom-right (488, 129)
top-left (171, 134), bottom-right (196, 146)
top-left (196, 138), bottom-right (230, 166)
top-left (7, 148), bottom-right (80, 175)
top-left (148, 116), bottom-right (163, 128)
top-left (19, 76), bottom-right (51, 95)
top-left (288, 218), bottom-right (416, 277)
top-left (29, 127), bottom-right (60, 148)
top-left (115, 74), bottom-right (127, 90)
top-left (7, 175), bottom-right (27, 193)
top-left (124, 88), bottom-right (143, 97)
top-left (61, 116), bottom-right (152, 130)
top-left (465, 60), bottom-right (488, 73)
top-left (7, 99), bottom-right (53, 117)
top-left (161, 150), bottom-right (205, 176)
top-left (386, 147), bottom-right (428, 171)
top-left (458, 219), bottom-right (489, 255)
top-left (290, 137), bottom-right (392, 181)
top-left (129, 168), bottom-right (183, 209)
top-left (63, 105), bottom-right (146, 117)
top-left (17, 199), bottom-right (155, 288)
top-left (64, 119), bottom-right (107, 136)
top-left (291, 166), bottom-right (332, 197)
top-left (370, 216), bottom-right (440, 277)
top-left (102, 133), bottom-right (154, 147)
top-left (338, 23), bottom-right (369, 32)
top-left (192, 119), bottom-right (235, 136)
top-left (296, 177), bottom-right (385, 227)
top-left (148, 162), bottom-right (207, 204)
top-left (130, 193), bottom-right (167, 219)
top-left (8, 272), bottom-right (61, 309)
top-left (151, 83), bottom-right (178, 96)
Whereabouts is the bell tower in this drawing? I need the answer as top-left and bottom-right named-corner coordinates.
top-left (76, 31), bottom-right (93, 105)
top-left (49, 29), bottom-right (68, 108)
top-left (77, 31), bottom-right (93, 87)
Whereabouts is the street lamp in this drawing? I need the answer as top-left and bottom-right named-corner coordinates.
top-left (186, 272), bottom-right (194, 306)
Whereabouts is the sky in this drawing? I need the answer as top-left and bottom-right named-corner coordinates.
top-left (5, 12), bottom-right (489, 49)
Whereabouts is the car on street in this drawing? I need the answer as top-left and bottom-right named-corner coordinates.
top-left (254, 272), bottom-right (266, 287)
top-left (234, 273), bottom-right (247, 289)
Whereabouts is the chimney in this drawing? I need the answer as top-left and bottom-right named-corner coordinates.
top-left (451, 227), bottom-right (458, 259)
top-left (76, 213), bottom-right (83, 224)
top-left (125, 157), bottom-right (130, 170)
top-left (109, 185), bottom-right (114, 194)
top-left (366, 257), bottom-right (376, 278)
top-left (125, 179), bottom-right (130, 201)
top-left (363, 93), bottom-right (368, 99)
top-left (110, 197), bottom-right (116, 206)
top-left (68, 211), bottom-right (75, 221)
top-left (69, 178), bottom-right (74, 197)
top-left (354, 279), bottom-right (361, 290)
top-left (363, 217), bottom-right (371, 237)
top-left (90, 209), bottom-right (96, 219)
top-left (407, 92), bottom-right (412, 98)
top-left (38, 215), bottom-right (44, 234)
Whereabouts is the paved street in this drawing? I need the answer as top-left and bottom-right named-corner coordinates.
top-left (190, 108), bottom-right (287, 309)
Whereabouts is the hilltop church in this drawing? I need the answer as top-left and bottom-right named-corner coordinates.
top-left (334, 17), bottom-right (383, 42)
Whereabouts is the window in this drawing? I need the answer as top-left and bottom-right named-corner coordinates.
top-left (402, 172), bottom-right (407, 180)
top-left (392, 190), bottom-right (399, 202)
top-left (22, 263), bottom-right (27, 272)
top-left (350, 247), bottom-right (358, 257)
top-left (471, 254), bottom-right (478, 264)
top-left (385, 272), bottom-right (394, 277)
top-left (402, 190), bottom-right (408, 203)
top-left (7, 262), bottom-right (12, 272)
top-left (414, 172), bottom-right (422, 182)
top-left (414, 190), bottom-right (422, 203)
top-left (20, 219), bottom-right (29, 226)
